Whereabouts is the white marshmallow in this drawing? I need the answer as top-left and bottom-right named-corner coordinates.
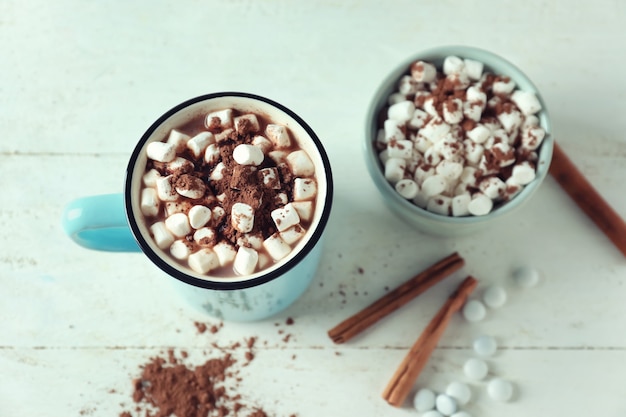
top-left (204, 143), bottom-right (221, 165)
top-left (408, 109), bottom-right (429, 130)
top-left (413, 134), bottom-right (434, 154)
top-left (259, 167), bottom-right (280, 189)
top-left (464, 141), bottom-right (484, 166)
top-left (268, 150), bottom-right (288, 163)
top-left (193, 227), bottom-right (216, 246)
top-left (443, 99), bottom-right (463, 124)
top-left (427, 195), bottom-right (452, 215)
top-left (451, 193), bottom-right (471, 217)
top-left (167, 157), bottom-right (194, 174)
top-left (523, 114), bottom-right (540, 128)
top-left (464, 357), bottom-right (488, 380)
top-left (459, 166), bottom-right (479, 185)
top-left (384, 119), bottom-right (406, 143)
top-left (209, 162), bottom-right (226, 181)
top-left (233, 144), bottom-right (264, 166)
top-left (214, 128), bottom-right (234, 143)
top-left (412, 191), bottom-right (429, 208)
top-left (504, 178), bottom-right (523, 200)
top-left (142, 169), bottom-right (161, 187)
top-left (521, 126), bottom-right (546, 150)
top-left (435, 394), bottom-right (458, 416)
top-left (274, 192), bottom-right (288, 205)
top-left (434, 136), bottom-right (463, 161)
top-left (291, 201), bottom-right (313, 222)
top-left (443, 55), bottom-right (464, 75)
top-left (166, 129), bottom-right (191, 153)
top-left (280, 224), bottom-right (306, 245)
top-left (413, 388), bottom-right (436, 412)
top-left (479, 177), bottom-right (506, 200)
top-left (165, 213), bottom-right (191, 238)
top-left (155, 176), bottom-right (178, 201)
top-left (237, 233), bottom-right (263, 250)
top-left (188, 248), bottom-right (220, 274)
top-left (411, 60), bottom-right (437, 82)
top-left (234, 114), bottom-right (260, 133)
top-left (421, 174), bottom-right (447, 197)
top-left (206, 109), bottom-right (233, 129)
top-left (468, 193), bottom-right (493, 216)
top-left (466, 85), bottom-right (487, 104)
top-left (265, 124), bottom-right (291, 148)
top-left (464, 59), bottom-right (484, 80)
top-left (424, 146), bottom-right (442, 166)
top-left (164, 201), bottom-right (192, 217)
top-left (395, 179), bottom-right (419, 199)
top-left (384, 158), bottom-right (406, 184)
top-left (446, 382), bottom-right (472, 407)
top-left (454, 182), bottom-right (469, 196)
top-left (463, 101), bottom-right (483, 122)
top-left (398, 75), bottom-right (419, 95)
top-left (436, 160), bottom-right (463, 181)
top-left (492, 77), bottom-right (516, 95)
top-left (251, 135), bottom-right (273, 154)
top-left (293, 178), bottom-right (317, 201)
top-left (422, 96), bottom-right (439, 117)
top-left (212, 206), bottom-right (225, 223)
top-left (150, 221), bottom-right (175, 249)
top-left (258, 253), bottom-right (272, 270)
top-left (467, 124), bottom-right (490, 144)
top-left (213, 241), bottom-right (237, 266)
top-left (487, 378), bottom-right (514, 402)
top-left (388, 100), bottom-right (416, 122)
top-left (140, 188), bottom-right (160, 217)
top-left (378, 149), bottom-right (390, 165)
top-left (187, 132), bottom-right (214, 159)
top-left (413, 164), bottom-right (435, 185)
top-left (263, 233), bottom-right (291, 261)
top-left (510, 161), bottom-right (536, 185)
top-left (216, 193), bottom-right (226, 203)
top-left (447, 72), bottom-right (470, 90)
top-left (175, 176), bottom-right (206, 199)
top-left (231, 202), bottom-right (254, 233)
top-left (511, 90), bottom-right (542, 115)
top-left (146, 141), bottom-right (176, 163)
top-left (286, 150), bottom-right (315, 176)
top-left (271, 203), bottom-right (301, 232)
top-left (388, 92), bottom-right (407, 105)
top-left (233, 246), bottom-right (259, 275)
top-left (498, 110), bottom-right (523, 135)
top-left (483, 285), bottom-right (507, 308)
top-left (387, 139), bottom-right (413, 159)
top-left (170, 240), bottom-right (192, 260)
top-left (188, 205), bottom-right (212, 229)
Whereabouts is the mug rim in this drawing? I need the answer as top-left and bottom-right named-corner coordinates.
top-left (364, 45), bottom-right (553, 226)
top-left (124, 92), bottom-right (333, 290)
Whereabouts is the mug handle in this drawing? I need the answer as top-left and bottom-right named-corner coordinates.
top-left (62, 193), bottom-right (142, 252)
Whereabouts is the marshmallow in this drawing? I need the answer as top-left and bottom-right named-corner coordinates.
top-left (142, 169), bottom-right (161, 187)
top-left (258, 253), bottom-right (271, 270)
top-left (378, 149), bottom-right (390, 165)
top-left (188, 248), bottom-right (220, 274)
top-left (212, 206), bottom-right (225, 223)
top-left (237, 233), bottom-right (263, 250)
top-left (187, 132), bottom-right (214, 158)
top-left (436, 160), bottom-right (463, 181)
top-left (398, 75), bottom-right (420, 95)
top-left (510, 161), bottom-right (536, 185)
top-left (491, 142), bottom-right (516, 167)
top-left (234, 114), bottom-right (260, 134)
top-left (146, 141), bottom-right (176, 163)
top-left (463, 101), bottom-right (483, 122)
top-left (286, 150), bottom-right (315, 176)
top-left (479, 176), bottom-right (506, 200)
top-left (388, 100), bottom-right (416, 122)
top-left (388, 92), bottom-right (407, 105)
top-left (413, 134), bottom-right (434, 154)
top-left (523, 114), bottom-right (540, 128)
top-left (459, 166), bottom-right (479, 186)
top-left (521, 126), bottom-right (546, 150)
top-left (411, 61), bottom-right (437, 82)
top-left (419, 118), bottom-right (451, 143)
top-left (216, 193), bottom-right (226, 203)
top-left (412, 191), bottom-right (429, 208)
top-left (413, 163), bottom-right (435, 185)
top-left (467, 124), bottom-right (490, 144)
top-left (170, 240), bottom-right (192, 260)
top-left (427, 195), bottom-right (452, 215)
top-left (487, 378), bottom-right (514, 402)
top-left (150, 221), bottom-right (175, 249)
top-left (408, 109), bottom-right (429, 130)
top-left (251, 135), bottom-right (273, 154)
top-left (155, 176), bottom-right (178, 201)
top-left (497, 110), bottom-right (523, 135)
top-left (293, 178), bottom-right (317, 201)
top-left (468, 193), bottom-right (493, 216)
top-left (504, 178), bottom-right (523, 200)
top-left (413, 388), bottom-right (436, 412)
top-left (384, 119), bottom-right (406, 143)
top-left (206, 109), bottom-right (233, 129)
top-left (447, 72), bottom-right (470, 90)
top-left (165, 213), bottom-right (191, 238)
top-left (466, 85), bottom-right (487, 104)
top-left (421, 174), bottom-right (447, 197)
top-left (271, 203), bottom-right (301, 232)
top-left (174, 174), bottom-right (206, 199)
top-left (214, 128), bottom-right (234, 143)
top-left (464, 140), bottom-right (484, 166)
top-left (166, 157), bottom-right (194, 174)
top-left (280, 224), bottom-right (306, 245)
top-left (233, 144), bottom-right (264, 166)
top-left (164, 201), bottom-right (192, 216)
top-left (434, 136), bottom-right (463, 161)
top-left (268, 150), bottom-right (287, 164)
top-left (451, 193), bottom-right (471, 217)
top-left (274, 192), bottom-right (288, 205)
top-left (445, 382), bottom-right (472, 406)
top-left (384, 158), bottom-right (406, 184)
top-left (464, 59), bottom-right (484, 80)
top-left (209, 162), bottom-right (226, 181)
top-left (387, 139), bottom-right (413, 159)
top-left (291, 201), bottom-right (313, 222)
top-left (435, 394), bottom-right (458, 416)
top-left (233, 246), bottom-right (259, 275)
top-left (443, 56), bottom-right (465, 75)
top-left (231, 202), bottom-right (254, 233)
top-left (464, 357), bottom-right (488, 380)
top-left (492, 77), bottom-right (516, 95)
top-left (422, 96), bottom-right (439, 117)
top-left (511, 90), bottom-right (542, 115)
top-left (424, 146), bottom-right (442, 166)
top-left (263, 233), bottom-right (291, 261)
top-left (265, 124), bottom-right (291, 148)
top-left (166, 129), bottom-right (191, 153)
top-left (188, 205), bottom-right (212, 229)
top-left (140, 188), bottom-right (160, 217)
top-left (259, 167), bottom-right (281, 189)
top-left (442, 99), bottom-right (463, 124)
top-left (213, 241), bottom-right (237, 266)
top-left (204, 143), bottom-right (221, 165)
top-left (193, 227), bottom-right (216, 246)
top-left (395, 178), bottom-right (419, 199)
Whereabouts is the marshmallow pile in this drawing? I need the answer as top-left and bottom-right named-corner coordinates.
top-left (140, 108), bottom-right (317, 277)
top-left (377, 56), bottom-right (546, 216)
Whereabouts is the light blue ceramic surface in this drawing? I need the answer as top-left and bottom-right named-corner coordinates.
top-left (364, 46), bottom-right (553, 236)
top-left (62, 93), bottom-right (333, 321)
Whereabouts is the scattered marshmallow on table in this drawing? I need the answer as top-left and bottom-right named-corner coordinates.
top-left (413, 388), bottom-right (436, 412)
top-left (462, 299), bottom-right (487, 322)
top-left (464, 358), bottom-right (489, 380)
top-left (422, 411), bottom-right (445, 417)
top-left (445, 382), bottom-right (472, 406)
top-left (487, 378), bottom-right (514, 402)
top-left (473, 335), bottom-right (498, 357)
top-left (482, 285), bottom-right (507, 309)
top-left (435, 394), bottom-right (457, 416)
top-left (513, 266), bottom-right (540, 287)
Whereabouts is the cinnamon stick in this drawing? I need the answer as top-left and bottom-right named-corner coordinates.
top-left (549, 141), bottom-right (626, 257)
top-left (328, 252), bottom-right (465, 344)
top-left (382, 276), bottom-right (478, 407)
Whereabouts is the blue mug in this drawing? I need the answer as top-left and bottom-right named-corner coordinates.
top-left (62, 92), bottom-right (333, 321)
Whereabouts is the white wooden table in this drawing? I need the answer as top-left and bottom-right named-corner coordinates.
top-left (2, 1), bottom-right (626, 416)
